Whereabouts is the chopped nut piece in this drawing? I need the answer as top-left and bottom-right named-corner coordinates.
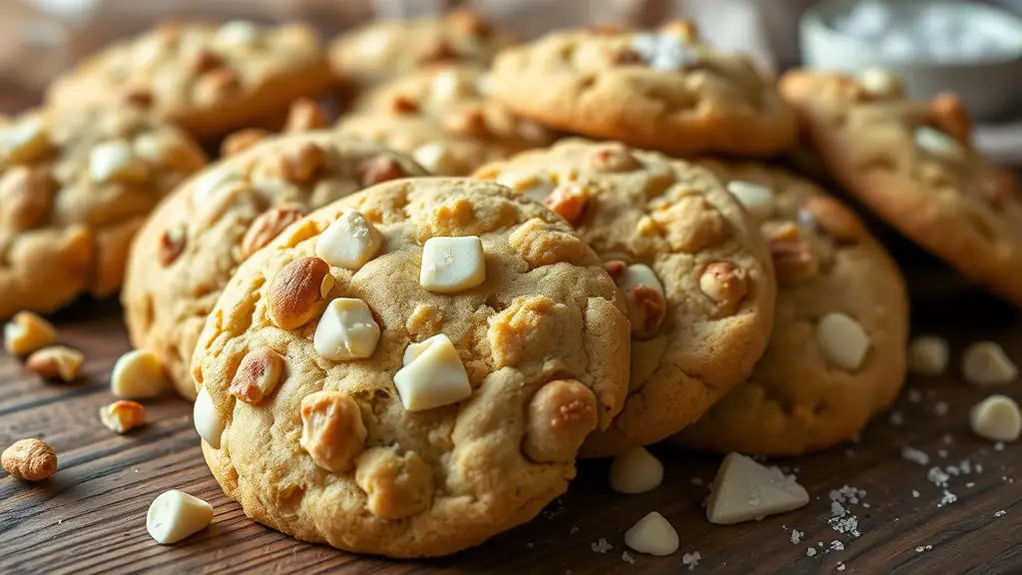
top-left (970, 395), bottom-right (1021, 442)
top-left (707, 452), bottom-right (809, 525)
top-left (419, 236), bottom-right (486, 293)
top-left (394, 334), bottom-right (472, 411)
top-left (122, 86), bottom-right (154, 107)
top-left (389, 95), bottom-right (420, 115)
top-left (274, 142), bottom-right (327, 183)
top-left (768, 223), bottom-right (818, 283)
top-left (89, 139), bottom-right (150, 183)
top-left (146, 490), bottom-right (214, 544)
top-left (189, 49), bottom-right (223, 74)
top-left (443, 106), bottom-right (489, 137)
top-left (418, 38), bottom-right (457, 63)
top-left (99, 400), bottom-right (146, 433)
top-left (726, 180), bottom-right (774, 220)
top-left (239, 205), bottom-right (304, 261)
top-left (611, 263), bottom-right (666, 339)
top-left (300, 390), bottom-right (366, 472)
top-left (220, 128), bottom-right (271, 157)
top-left (801, 195), bottom-right (862, 241)
top-left (3, 311), bottom-right (56, 356)
top-left (284, 98), bottom-right (329, 133)
top-left (624, 512), bottom-right (679, 556)
top-left (355, 447), bottom-right (434, 519)
top-left (859, 67), bottom-right (904, 99)
top-left (158, 224), bottom-right (187, 266)
top-left (523, 379), bottom-right (597, 463)
top-left (357, 155), bottom-right (407, 187)
top-left (194, 68), bottom-right (241, 102)
top-left (963, 341), bottom-right (1018, 386)
top-left (931, 93), bottom-right (971, 144)
top-left (315, 210), bottom-right (383, 270)
top-left (544, 183), bottom-right (589, 226)
top-left (610, 447), bottom-right (664, 494)
top-left (230, 347), bottom-right (286, 404)
top-left (110, 350), bottom-right (168, 399)
top-left (817, 312), bottom-right (871, 371)
top-left (0, 166), bottom-right (54, 229)
top-left (193, 387), bottom-right (225, 448)
top-left (313, 298), bottom-right (381, 361)
top-left (26, 346), bottom-right (84, 382)
top-left (0, 119), bottom-right (54, 163)
top-left (266, 257), bottom-right (334, 330)
top-left (699, 262), bottom-right (749, 306)
top-left (1, 438), bottom-right (57, 481)
top-left (908, 335), bottom-right (949, 376)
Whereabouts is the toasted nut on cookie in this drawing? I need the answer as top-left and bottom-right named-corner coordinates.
top-left (768, 223), bottom-right (818, 283)
top-left (858, 68), bottom-right (904, 99)
top-left (267, 257), bottom-right (334, 330)
top-left (239, 205), bottom-right (304, 260)
top-left (358, 155), bottom-right (407, 187)
top-left (314, 298), bottom-right (381, 361)
top-left (3, 311), bottom-right (56, 356)
top-left (707, 452), bottom-right (809, 525)
top-left (970, 395), bottom-right (1021, 442)
top-left (419, 236), bottom-right (486, 293)
top-left (0, 118), bottom-right (54, 163)
top-left (355, 447), bottom-right (434, 519)
top-left (611, 263), bottom-right (666, 339)
top-left (275, 142), bottom-right (327, 183)
top-left (523, 379), bottom-right (597, 463)
top-left (158, 224), bottom-right (187, 267)
top-left (817, 312), bottom-right (871, 371)
top-left (909, 336), bottom-right (949, 376)
top-left (610, 447), bottom-right (664, 494)
top-left (0, 166), bottom-right (54, 229)
top-left (229, 347), bottom-right (285, 404)
top-left (99, 400), bottom-right (146, 434)
top-left (284, 99), bottom-right (329, 133)
top-left (89, 139), bottom-right (150, 183)
top-left (914, 126), bottom-right (965, 161)
top-left (624, 512), bottom-right (679, 556)
top-left (26, 346), bottom-right (84, 382)
top-left (300, 390), bottom-right (366, 472)
top-left (699, 262), bottom-right (749, 307)
top-left (544, 183), bottom-right (589, 226)
top-left (220, 128), bottom-right (271, 157)
top-left (800, 195), bottom-right (862, 241)
top-left (315, 210), bottom-right (383, 270)
top-left (2, 438), bottom-right (57, 481)
top-left (394, 334), bottom-right (472, 411)
top-left (193, 387), bottom-right (225, 448)
top-left (111, 350), bottom-right (168, 399)
top-left (963, 341), bottom-right (1018, 386)
top-left (726, 180), bottom-right (774, 220)
top-left (146, 490), bottom-right (214, 544)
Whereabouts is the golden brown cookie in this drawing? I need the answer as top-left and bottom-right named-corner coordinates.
top-left (487, 22), bottom-right (797, 157)
top-left (122, 132), bottom-right (425, 400)
top-left (673, 161), bottom-right (909, 456)
top-left (190, 179), bottom-right (630, 557)
top-left (475, 139), bottom-right (776, 457)
top-left (46, 21), bottom-right (331, 138)
top-left (0, 105), bottom-right (206, 319)
top-left (780, 69), bottom-right (1022, 307)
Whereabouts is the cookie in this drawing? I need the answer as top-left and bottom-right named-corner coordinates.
top-left (190, 178), bottom-right (631, 557)
top-left (474, 139), bottom-right (776, 457)
top-left (46, 21), bottom-right (331, 138)
top-left (487, 22), bottom-right (797, 157)
top-left (122, 132), bottom-right (426, 400)
top-left (673, 161), bottom-right (909, 456)
top-left (0, 105), bottom-right (206, 319)
top-left (780, 69), bottom-right (1022, 307)
top-left (329, 10), bottom-right (516, 90)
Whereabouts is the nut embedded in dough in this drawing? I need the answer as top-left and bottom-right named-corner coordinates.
top-left (283, 98), bottom-right (329, 133)
top-left (586, 145), bottom-right (640, 172)
top-left (523, 379), bottom-right (598, 463)
top-left (229, 347), bottom-right (286, 404)
top-left (358, 155), bottom-right (409, 187)
top-left (267, 257), bottom-right (335, 330)
top-left (273, 142), bottom-right (328, 184)
top-left (355, 447), bottom-right (434, 519)
top-left (300, 390), bottom-right (366, 472)
top-left (0, 166), bottom-right (54, 229)
top-left (239, 205), bottom-right (305, 261)
top-left (544, 183), bottom-right (589, 226)
top-left (220, 128), bottom-right (272, 157)
top-left (699, 262), bottom-right (749, 307)
top-left (801, 195), bottom-right (862, 241)
top-left (767, 222), bottom-right (818, 283)
top-left (158, 224), bottom-right (187, 267)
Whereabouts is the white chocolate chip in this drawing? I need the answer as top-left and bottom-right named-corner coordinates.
top-left (89, 139), bottom-right (150, 183)
top-left (970, 395), bottom-right (1022, 442)
top-left (623, 512), bottom-right (679, 556)
top-left (393, 334), bottom-right (472, 411)
top-left (497, 172), bottom-right (556, 204)
top-left (908, 335), bottom-right (950, 376)
top-left (619, 263), bottom-right (665, 296)
top-left (419, 236), bottom-right (486, 293)
top-left (859, 67), bottom-right (903, 98)
top-left (609, 447), bottom-right (664, 494)
top-left (3, 311), bottom-right (56, 356)
top-left (217, 20), bottom-right (261, 46)
top-left (110, 350), bottom-right (168, 399)
top-left (315, 210), bottom-right (383, 270)
top-left (963, 341), bottom-right (1018, 386)
top-left (193, 387), bottom-right (225, 449)
top-left (707, 452), bottom-right (809, 525)
top-left (146, 490), bottom-right (214, 544)
top-left (631, 32), bottom-right (699, 71)
top-left (412, 142), bottom-right (455, 174)
top-left (0, 118), bottom-right (53, 163)
top-left (431, 68), bottom-right (472, 101)
top-left (914, 126), bottom-right (965, 160)
top-left (313, 298), bottom-right (381, 361)
top-left (817, 312), bottom-right (871, 371)
top-left (191, 169), bottom-right (244, 205)
top-left (726, 180), bottom-right (774, 220)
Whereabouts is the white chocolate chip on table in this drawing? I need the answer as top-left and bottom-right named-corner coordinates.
top-left (707, 453), bottom-right (809, 525)
top-left (110, 350), bottom-right (168, 399)
top-left (624, 512), bottom-right (679, 556)
top-left (609, 446), bottom-right (664, 494)
top-left (963, 341), bottom-right (1018, 386)
top-left (4, 311), bottom-right (57, 356)
top-left (970, 395), bottom-right (1021, 442)
top-left (146, 490), bottom-right (214, 544)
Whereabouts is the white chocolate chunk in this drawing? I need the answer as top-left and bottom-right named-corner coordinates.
top-left (218, 20), bottom-right (261, 46)
top-left (110, 350), bottom-right (168, 399)
top-left (193, 387), bottom-right (225, 449)
top-left (146, 490), bottom-right (214, 544)
top-left (419, 236), bottom-right (486, 293)
top-left (620, 263), bottom-right (665, 296)
top-left (631, 32), bottom-right (698, 71)
top-left (726, 180), bottom-right (774, 220)
top-left (89, 139), bottom-right (150, 183)
top-left (970, 395), bottom-right (1022, 442)
top-left (431, 68), bottom-right (472, 101)
top-left (624, 512), bottom-right (679, 556)
top-left (498, 172), bottom-right (556, 203)
top-left (817, 312), bottom-right (871, 371)
top-left (914, 126), bottom-right (965, 160)
top-left (610, 447), bottom-right (664, 494)
top-left (963, 341), bottom-right (1018, 386)
top-left (0, 118), bottom-right (53, 163)
top-left (315, 210), bottom-right (383, 270)
top-left (908, 335), bottom-right (950, 376)
top-left (859, 67), bottom-right (903, 98)
top-left (191, 169), bottom-right (244, 205)
top-left (394, 334), bottom-right (471, 411)
top-left (313, 298), bottom-right (381, 361)
top-left (412, 142), bottom-right (455, 174)
top-left (707, 452), bottom-right (809, 525)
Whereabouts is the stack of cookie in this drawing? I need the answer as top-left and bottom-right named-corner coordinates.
top-left (2, 9), bottom-right (1019, 561)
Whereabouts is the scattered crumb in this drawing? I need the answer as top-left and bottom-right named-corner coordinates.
top-left (682, 551), bottom-right (701, 570)
top-left (934, 402), bottom-right (949, 416)
top-left (690, 477), bottom-right (704, 486)
top-left (966, 482), bottom-right (975, 488)
top-left (942, 435), bottom-right (953, 445)
top-left (621, 552), bottom-right (636, 564)
top-left (889, 411), bottom-right (904, 426)
top-left (928, 467), bottom-right (950, 487)
top-left (791, 530), bottom-right (804, 544)
top-left (912, 490), bottom-right (920, 498)
top-left (837, 562), bottom-right (847, 571)
top-left (908, 389), bottom-right (922, 402)
top-left (902, 447), bottom-right (930, 466)
top-left (937, 449), bottom-right (948, 458)
top-left (830, 540), bottom-right (845, 552)
top-left (570, 526), bottom-right (579, 535)
top-left (995, 442), bottom-right (1005, 451)
top-left (995, 510), bottom-right (1007, 517)
top-left (807, 547), bottom-right (818, 557)
top-left (916, 545), bottom-right (933, 553)
top-left (591, 538), bottom-right (613, 554)
top-left (937, 490), bottom-right (958, 508)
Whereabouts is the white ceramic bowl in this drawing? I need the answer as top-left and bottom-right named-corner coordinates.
top-left (801, 0), bottom-right (1022, 121)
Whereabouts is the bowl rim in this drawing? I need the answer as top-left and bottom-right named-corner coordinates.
top-left (802, 0), bottom-right (1022, 67)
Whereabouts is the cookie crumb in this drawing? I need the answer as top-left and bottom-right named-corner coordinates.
top-left (995, 442), bottom-right (1005, 451)
top-left (912, 490), bottom-right (920, 498)
top-left (682, 551), bottom-right (701, 570)
top-left (806, 547), bottom-right (818, 557)
top-left (791, 529), bottom-right (804, 544)
top-left (902, 446), bottom-right (929, 465)
top-left (908, 389), bottom-right (922, 403)
top-left (836, 562), bottom-right (847, 571)
top-left (937, 489), bottom-right (957, 508)
top-left (889, 411), bottom-right (904, 426)
top-left (934, 401), bottom-right (949, 416)
top-left (621, 551), bottom-right (636, 564)
top-left (570, 526), bottom-right (580, 535)
top-left (995, 510), bottom-right (1007, 517)
top-left (927, 467), bottom-right (950, 487)
top-left (591, 538), bottom-right (613, 554)
top-left (965, 482), bottom-right (975, 488)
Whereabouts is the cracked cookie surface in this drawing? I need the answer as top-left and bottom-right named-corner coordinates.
top-left (190, 178), bottom-right (630, 557)
top-left (475, 139), bottom-right (775, 457)
top-left (673, 161), bottom-right (909, 456)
